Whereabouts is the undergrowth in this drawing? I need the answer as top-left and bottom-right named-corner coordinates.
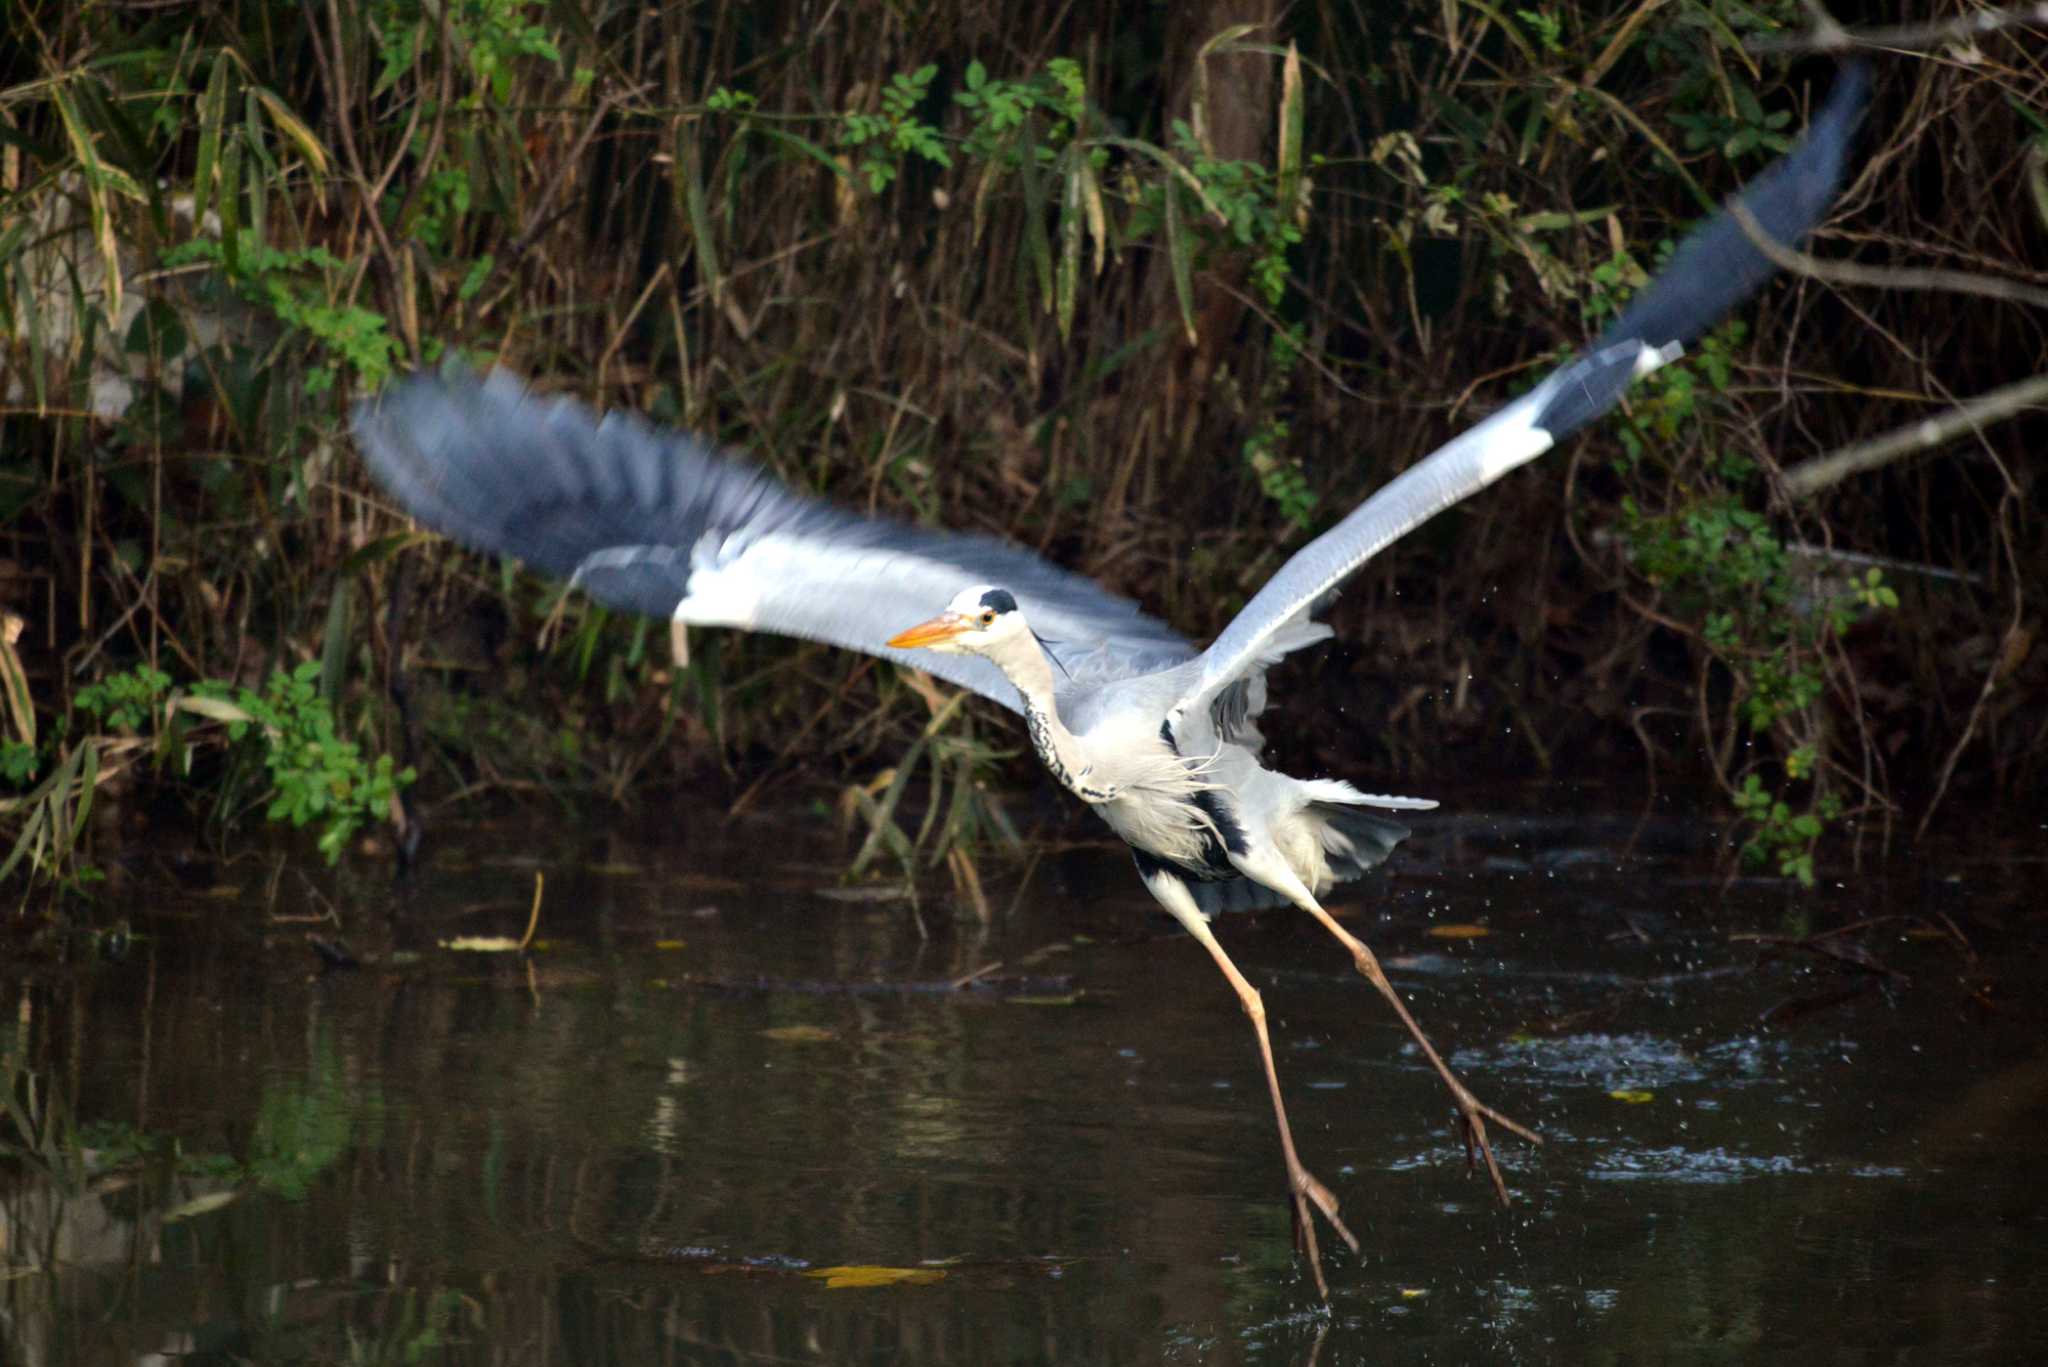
top-left (0, 1), bottom-right (2038, 897)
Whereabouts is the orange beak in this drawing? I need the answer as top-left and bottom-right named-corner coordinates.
top-left (886, 612), bottom-right (972, 650)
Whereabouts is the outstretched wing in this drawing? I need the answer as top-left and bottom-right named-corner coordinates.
top-left (352, 370), bottom-right (1195, 713)
top-left (1169, 62), bottom-right (1869, 741)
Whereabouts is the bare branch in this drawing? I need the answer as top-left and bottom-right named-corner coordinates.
top-left (1749, 5), bottom-right (2048, 55)
top-left (1780, 373), bottom-right (2048, 499)
top-left (1726, 197), bottom-right (2048, 311)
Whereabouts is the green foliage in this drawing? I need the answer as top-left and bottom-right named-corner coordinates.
top-left (841, 65), bottom-right (950, 191)
top-left (0, 740), bottom-right (105, 895)
top-left (1242, 418), bottom-right (1316, 529)
top-left (955, 57), bottom-right (1085, 160)
top-left (1617, 473), bottom-right (1898, 883)
top-left (1159, 117), bottom-right (1305, 309)
top-left (404, 168), bottom-right (473, 256)
top-left (1667, 79), bottom-right (1796, 160)
top-left (2, 660), bottom-right (414, 890)
top-left (0, 743), bottom-right (37, 785)
top-left (1643, 0), bottom-right (1807, 160)
top-left (1242, 326), bottom-right (1317, 528)
top-left (1733, 770), bottom-right (1843, 885)
top-left (163, 238), bottom-right (398, 395)
top-left (371, 0), bottom-right (576, 99)
top-left (810, 57), bottom-right (1096, 193)
top-left (73, 664), bottom-right (173, 732)
top-left (0, 1054), bottom-right (89, 1196)
top-left (193, 663), bottom-right (415, 865)
top-left (1575, 191), bottom-right (1890, 881)
top-left (1517, 9), bottom-right (1566, 54)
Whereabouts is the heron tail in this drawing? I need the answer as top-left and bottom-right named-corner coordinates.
top-left (1313, 802), bottom-right (1410, 882)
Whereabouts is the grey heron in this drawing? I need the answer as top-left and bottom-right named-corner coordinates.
top-left (353, 64), bottom-right (1865, 1296)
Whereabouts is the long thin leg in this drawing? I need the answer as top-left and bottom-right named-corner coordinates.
top-left (1136, 859), bottom-right (1356, 1299)
top-left (1239, 853), bottom-right (1540, 1203)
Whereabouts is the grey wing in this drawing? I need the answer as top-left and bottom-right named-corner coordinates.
top-left (1171, 61), bottom-right (1869, 737)
top-left (351, 369), bottom-right (1195, 713)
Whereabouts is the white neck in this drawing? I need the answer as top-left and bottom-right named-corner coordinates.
top-left (982, 632), bottom-right (1110, 801)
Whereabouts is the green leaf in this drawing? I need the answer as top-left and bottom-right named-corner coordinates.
top-left (1163, 179), bottom-right (1196, 343)
top-left (1055, 150), bottom-right (1081, 338)
top-left (678, 129), bottom-right (722, 307)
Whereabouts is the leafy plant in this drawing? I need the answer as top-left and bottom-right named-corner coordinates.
top-left (1, 657), bottom-right (416, 892)
top-left (839, 688), bottom-right (1023, 918)
top-left (1667, 79), bottom-right (1796, 160)
top-left (193, 663), bottom-right (415, 865)
top-left (1733, 765), bottom-right (1844, 885)
top-left (163, 238), bottom-right (398, 395)
top-left (1617, 485), bottom-right (1897, 883)
top-left (73, 665), bottom-right (173, 732)
top-left (0, 743), bottom-right (105, 895)
top-left (955, 57), bottom-right (1085, 162)
top-left (841, 65), bottom-right (950, 191)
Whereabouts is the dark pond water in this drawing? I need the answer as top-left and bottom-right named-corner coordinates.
top-left (4, 794), bottom-right (2046, 1365)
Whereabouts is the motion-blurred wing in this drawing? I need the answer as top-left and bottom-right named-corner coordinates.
top-left (1172, 61), bottom-right (1868, 736)
top-left (352, 371), bottom-right (1195, 713)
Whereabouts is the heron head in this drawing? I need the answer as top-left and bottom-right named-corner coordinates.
top-left (886, 585), bottom-right (1025, 656)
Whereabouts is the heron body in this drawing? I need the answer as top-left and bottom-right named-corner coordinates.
top-left (354, 63), bottom-right (1867, 1297)
top-left (887, 583), bottom-right (1417, 891)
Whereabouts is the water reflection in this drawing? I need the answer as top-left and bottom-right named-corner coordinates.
top-left (3, 800), bottom-right (2045, 1364)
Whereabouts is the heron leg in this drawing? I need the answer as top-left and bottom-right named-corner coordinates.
top-left (1135, 857), bottom-right (1357, 1299)
top-left (1238, 854), bottom-right (1540, 1204)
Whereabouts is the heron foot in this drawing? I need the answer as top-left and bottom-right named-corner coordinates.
top-left (1440, 1074), bottom-right (1541, 1205)
top-left (1285, 1155), bottom-right (1358, 1300)
top-left (1321, 934), bottom-right (1542, 1204)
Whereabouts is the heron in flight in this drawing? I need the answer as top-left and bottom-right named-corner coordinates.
top-left (354, 65), bottom-right (1864, 1296)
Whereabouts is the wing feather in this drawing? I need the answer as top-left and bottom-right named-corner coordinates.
top-left (352, 370), bottom-right (1195, 713)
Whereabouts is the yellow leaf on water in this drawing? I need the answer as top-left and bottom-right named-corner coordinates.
top-left (1426, 924), bottom-right (1491, 939)
top-left (804, 1265), bottom-right (945, 1289)
top-left (1609, 1089), bottom-right (1655, 1104)
top-left (440, 936), bottom-right (524, 953)
top-left (1400, 1287), bottom-right (1429, 1299)
top-left (762, 1025), bottom-right (835, 1043)
top-left (654, 939), bottom-right (687, 951)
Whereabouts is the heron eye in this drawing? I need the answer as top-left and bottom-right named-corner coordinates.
top-left (979, 611), bottom-right (996, 627)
